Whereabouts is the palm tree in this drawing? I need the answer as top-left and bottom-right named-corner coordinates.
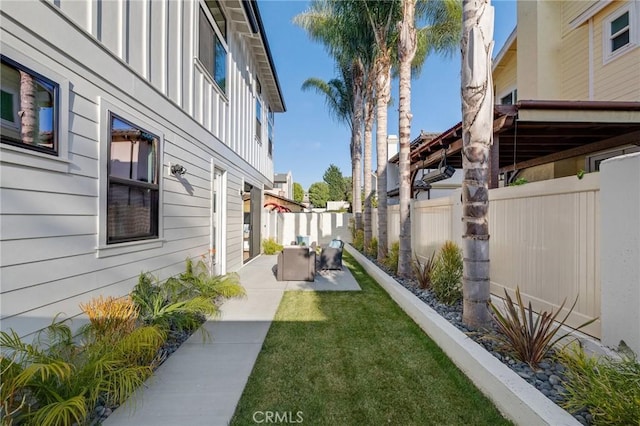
top-left (301, 64), bottom-right (359, 213)
top-left (331, 0), bottom-right (401, 263)
top-left (294, 2), bottom-right (371, 228)
top-left (397, 0), bottom-right (418, 277)
top-left (461, 0), bottom-right (494, 329)
top-left (397, 0), bottom-right (462, 277)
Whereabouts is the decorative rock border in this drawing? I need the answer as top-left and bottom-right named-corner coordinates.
top-left (346, 244), bottom-right (580, 426)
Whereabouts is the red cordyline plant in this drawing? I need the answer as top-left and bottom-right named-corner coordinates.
top-left (489, 287), bottom-right (597, 368)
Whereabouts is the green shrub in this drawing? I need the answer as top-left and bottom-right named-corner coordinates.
top-left (508, 177), bottom-right (528, 186)
top-left (262, 238), bottom-right (283, 255)
top-left (384, 241), bottom-right (400, 275)
top-left (559, 345), bottom-right (640, 425)
top-left (430, 241), bottom-right (463, 305)
top-left (412, 252), bottom-right (436, 290)
top-left (132, 259), bottom-right (245, 336)
top-left (366, 237), bottom-right (378, 258)
top-left (352, 229), bottom-right (364, 252)
top-left (489, 287), bottom-right (596, 367)
top-left (0, 318), bottom-right (164, 426)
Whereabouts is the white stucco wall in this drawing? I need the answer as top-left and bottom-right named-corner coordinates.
top-left (600, 152), bottom-right (640, 355)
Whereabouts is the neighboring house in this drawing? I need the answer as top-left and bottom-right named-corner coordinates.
top-left (266, 171), bottom-right (293, 200)
top-left (0, 0), bottom-right (285, 337)
top-left (264, 192), bottom-right (306, 213)
top-left (387, 132), bottom-right (462, 203)
top-left (397, 0), bottom-right (640, 190)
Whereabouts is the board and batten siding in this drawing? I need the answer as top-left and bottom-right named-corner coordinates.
top-left (0, 0), bottom-right (278, 338)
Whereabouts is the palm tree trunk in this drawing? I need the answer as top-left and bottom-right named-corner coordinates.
top-left (363, 77), bottom-right (375, 249)
top-left (397, 0), bottom-right (417, 277)
top-left (375, 55), bottom-right (391, 263)
top-left (19, 71), bottom-right (39, 145)
top-left (461, 0), bottom-right (494, 329)
top-left (352, 60), bottom-right (364, 229)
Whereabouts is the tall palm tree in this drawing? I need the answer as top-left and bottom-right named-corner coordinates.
top-left (301, 65), bottom-right (356, 205)
top-left (461, 0), bottom-right (494, 329)
top-left (332, 0), bottom-right (401, 263)
top-left (397, 0), bottom-right (462, 277)
top-left (397, 0), bottom-right (418, 277)
top-left (295, 2), bottom-right (370, 228)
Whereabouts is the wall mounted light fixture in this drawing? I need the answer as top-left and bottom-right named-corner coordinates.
top-left (170, 163), bottom-right (187, 176)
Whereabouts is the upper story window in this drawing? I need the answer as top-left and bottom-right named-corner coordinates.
top-left (255, 78), bottom-right (262, 142)
top-left (108, 114), bottom-right (159, 244)
top-left (603, 4), bottom-right (638, 63)
top-left (500, 89), bottom-right (517, 106)
top-left (268, 107), bottom-right (274, 157)
top-left (1, 56), bottom-right (58, 155)
top-left (198, 3), bottom-right (227, 92)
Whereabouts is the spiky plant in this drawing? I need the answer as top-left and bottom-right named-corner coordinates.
top-left (430, 241), bottom-right (463, 305)
top-left (559, 344), bottom-right (640, 425)
top-left (489, 286), bottom-right (597, 367)
top-left (79, 296), bottom-right (139, 341)
top-left (412, 252), bottom-right (436, 290)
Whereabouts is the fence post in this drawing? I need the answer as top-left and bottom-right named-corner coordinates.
top-left (601, 152), bottom-right (640, 355)
top-left (451, 188), bottom-right (464, 247)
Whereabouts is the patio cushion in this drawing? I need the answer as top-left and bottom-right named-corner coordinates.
top-left (276, 246), bottom-right (316, 281)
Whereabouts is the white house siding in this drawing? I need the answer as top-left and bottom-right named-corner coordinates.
top-left (0, 0), bottom-right (282, 338)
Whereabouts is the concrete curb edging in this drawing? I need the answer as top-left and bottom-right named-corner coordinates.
top-left (346, 245), bottom-right (580, 426)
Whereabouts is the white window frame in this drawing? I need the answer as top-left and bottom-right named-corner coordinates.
top-left (0, 43), bottom-right (70, 173)
top-left (602, 3), bottom-right (639, 64)
top-left (97, 97), bottom-right (165, 258)
top-left (587, 144), bottom-right (640, 172)
top-left (497, 87), bottom-right (517, 106)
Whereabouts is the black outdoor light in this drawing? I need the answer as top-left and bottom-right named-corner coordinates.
top-left (421, 164), bottom-right (455, 184)
top-left (170, 163), bottom-right (187, 176)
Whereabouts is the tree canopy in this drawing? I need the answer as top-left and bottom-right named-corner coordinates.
top-left (308, 182), bottom-right (330, 208)
top-left (293, 182), bottom-right (305, 203)
top-left (323, 164), bottom-right (346, 201)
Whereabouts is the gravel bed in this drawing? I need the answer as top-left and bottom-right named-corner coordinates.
top-left (367, 255), bottom-right (593, 425)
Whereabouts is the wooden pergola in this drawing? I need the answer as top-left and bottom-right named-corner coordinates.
top-left (391, 100), bottom-right (640, 193)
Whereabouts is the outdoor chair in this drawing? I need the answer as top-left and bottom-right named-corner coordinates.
top-left (319, 238), bottom-right (344, 270)
top-left (276, 246), bottom-right (316, 281)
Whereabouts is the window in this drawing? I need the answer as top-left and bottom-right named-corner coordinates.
top-left (198, 4), bottom-right (227, 91)
top-left (107, 114), bottom-right (159, 244)
top-left (603, 5), bottom-right (638, 62)
top-left (255, 78), bottom-right (262, 142)
top-left (1, 56), bottom-right (58, 155)
top-left (587, 145), bottom-right (640, 172)
top-left (500, 89), bottom-right (517, 106)
top-left (268, 107), bottom-right (274, 156)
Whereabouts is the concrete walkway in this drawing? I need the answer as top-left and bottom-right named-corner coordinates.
top-left (104, 254), bottom-right (359, 426)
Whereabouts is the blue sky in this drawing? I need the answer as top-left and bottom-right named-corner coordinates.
top-left (259, 0), bottom-right (517, 190)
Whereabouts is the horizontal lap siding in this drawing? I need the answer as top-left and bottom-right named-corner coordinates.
top-left (592, 3), bottom-right (640, 101)
top-left (0, 0), bottom-right (272, 338)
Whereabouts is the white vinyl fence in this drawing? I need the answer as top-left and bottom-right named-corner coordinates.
top-left (373, 173), bottom-right (601, 338)
top-left (262, 212), bottom-right (352, 248)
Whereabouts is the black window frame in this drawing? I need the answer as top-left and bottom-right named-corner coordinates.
top-left (0, 55), bottom-right (59, 155)
top-left (198, 4), bottom-right (227, 92)
top-left (107, 113), bottom-right (160, 244)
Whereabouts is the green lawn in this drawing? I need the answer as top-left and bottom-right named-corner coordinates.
top-left (231, 252), bottom-right (511, 425)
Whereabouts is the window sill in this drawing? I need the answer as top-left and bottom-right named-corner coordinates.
top-left (96, 238), bottom-right (165, 258)
top-left (0, 143), bottom-right (70, 173)
top-left (603, 42), bottom-right (638, 65)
